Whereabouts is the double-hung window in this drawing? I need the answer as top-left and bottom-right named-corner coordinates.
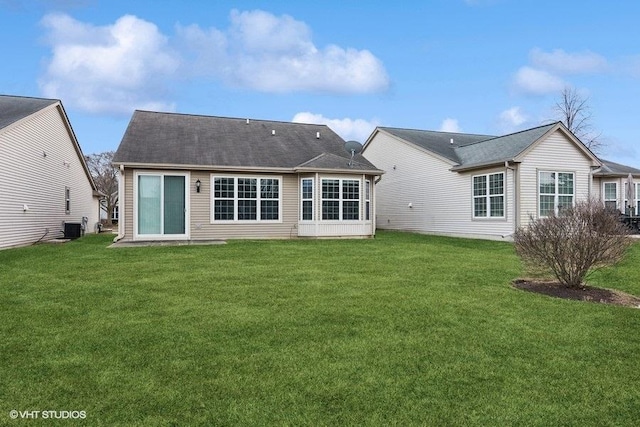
top-left (539, 171), bottom-right (574, 217)
top-left (65, 187), bottom-right (71, 214)
top-left (321, 178), bottom-right (360, 221)
top-left (301, 178), bottom-right (314, 221)
top-left (603, 182), bottom-right (618, 211)
top-left (472, 172), bottom-right (504, 218)
top-left (212, 176), bottom-right (281, 222)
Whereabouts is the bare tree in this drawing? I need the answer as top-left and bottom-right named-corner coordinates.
top-left (86, 151), bottom-right (118, 227)
top-left (513, 199), bottom-right (632, 289)
top-left (553, 86), bottom-right (603, 153)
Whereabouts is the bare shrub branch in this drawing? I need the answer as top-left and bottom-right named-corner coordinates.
top-left (513, 199), bottom-right (632, 289)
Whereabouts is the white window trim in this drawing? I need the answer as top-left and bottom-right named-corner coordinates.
top-left (603, 181), bottom-right (618, 210)
top-left (65, 186), bottom-right (71, 214)
top-left (133, 171), bottom-right (190, 240)
top-left (538, 170), bottom-right (575, 217)
top-left (320, 177), bottom-right (362, 222)
top-left (210, 174), bottom-right (283, 223)
top-left (300, 177), bottom-right (314, 222)
top-left (472, 172), bottom-right (505, 219)
top-left (365, 179), bottom-right (371, 222)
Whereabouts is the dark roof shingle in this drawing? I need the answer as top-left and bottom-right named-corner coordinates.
top-left (114, 111), bottom-right (381, 173)
top-left (0, 95), bottom-right (58, 130)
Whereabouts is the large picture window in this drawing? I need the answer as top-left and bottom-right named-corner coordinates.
top-left (322, 178), bottom-right (360, 221)
top-left (539, 171), bottom-right (574, 217)
top-left (472, 172), bottom-right (504, 218)
top-left (212, 176), bottom-right (281, 222)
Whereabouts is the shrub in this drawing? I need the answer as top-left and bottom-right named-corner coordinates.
top-left (513, 199), bottom-right (633, 289)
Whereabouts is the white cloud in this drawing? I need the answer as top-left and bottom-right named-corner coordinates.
top-left (181, 9), bottom-right (389, 94)
top-left (512, 66), bottom-right (565, 95)
top-left (39, 13), bottom-right (179, 114)
top-left (497, 107), bottom-right (528, 133)
top-left (292, 112), bottom-right (379, 143)
top-left (38, 10), bottom-right (389, 115)
top-left (530, 48), bottom-right (608, 75)
top-left (439, 118), bottom-right (461, 133)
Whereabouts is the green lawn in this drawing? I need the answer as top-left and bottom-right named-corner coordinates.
top-left (1, 231), bottom-right (639, 426)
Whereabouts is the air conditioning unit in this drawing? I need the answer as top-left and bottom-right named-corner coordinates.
top-left (64, 222), bottom-right (82, 239)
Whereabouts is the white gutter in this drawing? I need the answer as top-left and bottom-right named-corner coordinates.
top-left (113, 164), bottom-right (125, 242)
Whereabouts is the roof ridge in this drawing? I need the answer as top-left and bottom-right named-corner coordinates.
top-left (379, 125), bottom-right (493, 138)
top-left (456, 121), bottom-right (560, 148)
top-left (0, 94), bottom-right (58, 103)
top-left (134, 110), bottom-right (331, 128)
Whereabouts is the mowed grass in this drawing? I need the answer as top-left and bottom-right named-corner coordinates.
top-left (1, 231), bottom-right (639, 426)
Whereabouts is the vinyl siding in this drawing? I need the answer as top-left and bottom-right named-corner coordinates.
top-left (0, 104), bottom-right (98, 249)
top-left (517, 131), bottom-right (596, 226)
top-left (363, 131), bottom-right (515, 239)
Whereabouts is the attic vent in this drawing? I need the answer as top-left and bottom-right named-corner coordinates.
top-left (272, 129), bottom-right (276, 136)
top-left (246, 118), bottom-right (250, 124)
top-left (316, 131), bottom-right (320, 139)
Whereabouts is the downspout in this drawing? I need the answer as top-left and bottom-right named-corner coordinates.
top-left (113, 164), bottom-right (126, 242)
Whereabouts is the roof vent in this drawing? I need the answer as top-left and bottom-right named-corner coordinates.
top-left (246, 118), bottom-right (250, 124)
top-left (272, 129), bottom-right (276, 136)
top-left (450, 138), bottom-right (454, 144)
top-left (316, 131), bottom-right (320, 139)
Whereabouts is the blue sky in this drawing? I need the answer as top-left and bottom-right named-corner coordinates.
top-left (3, 0), bottom-right (640, 167)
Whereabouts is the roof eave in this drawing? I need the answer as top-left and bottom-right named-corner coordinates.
top-left (294, 166), bottom-right (384, 175)
top-left (451, 159), bottom-right (518, 172)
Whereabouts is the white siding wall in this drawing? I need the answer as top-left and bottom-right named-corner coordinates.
top-left (518, 131), bottom-right (596, 226)
top-left (0, 105), bottom-right (98, 249)
top-left (363, 132), bottom-right (515, 239)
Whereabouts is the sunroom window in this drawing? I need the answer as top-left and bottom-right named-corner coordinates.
top-left (603, 182), bottom-right (617, 211)
top-left (321, 179), bottom-right (360, 221)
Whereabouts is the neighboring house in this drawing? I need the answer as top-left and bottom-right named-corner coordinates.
top-left (592, 159), bottom-right (640, 215)
top-left (362, 121), bottom-right (625, 240)
top-left (99, 196), bottom-right (119, 223)
top-left (0, 95), bottom-right (100, 249)
top-left (112, 111), bottom-right (383, 242)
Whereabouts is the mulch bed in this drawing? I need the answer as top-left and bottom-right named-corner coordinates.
top-left (513, 279), bottom-right (640, 308)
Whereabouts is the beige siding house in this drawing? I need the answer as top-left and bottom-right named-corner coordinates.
top-left (0, 95), bottom-right (100, 249)
top-left (112, 111), bottom-right (383, 242)
top-left (362, 122), bottom-right (614, 240)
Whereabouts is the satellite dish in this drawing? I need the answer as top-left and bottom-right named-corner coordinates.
top-left (344, 140), bottom-right (363, 166)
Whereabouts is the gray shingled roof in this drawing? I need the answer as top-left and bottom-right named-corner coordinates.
top-left (113, 111), bottom-right (381, 173)
top-left (0, 95), bottom-right (58, 130)
top-left (378, 127), bottom-right (493, 163)
top-left (596, 159), bottom-right (640, 177)
top-left (453, 123), bottom-right (557, 169)
top-left (377, 122), bottom-right (574, 170)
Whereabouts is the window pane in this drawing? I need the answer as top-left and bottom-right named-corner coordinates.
top-left (322, 180), bottom-right (340, 199)
top-left (302, 200), bottom-right (313, 220)
top-left (558, 173), bottom-right (573, 195)
top-left (302, 179), bottom-right (313, 199)
top-left (473, 176), bottom-right (486, 196)
top-left (322, 200), bottom-right (340, 220)
top-left (540, 195), bottom-right (555, 217)
top-left (238, 200), bottom-right (257, 220)
top-left (489, 173), bottom-right (503, 195)
top-left (343, 201), bottom-right (359, 220)
top-left (238, 178), bottom-right (257, 198)
top-left (261, 179), bottom-right (279, 199)
top-left (540, 172), bottom-right (555, 194)
top-left (343, 180), bottom-right (359, 200)
top-left (214, 200), bottom-right (234, 220)
top-left (214, 177), bottom-right (234, 198)
top-left (490, 196), bottom-right (504, 217)
top-left (138, 175), bottom-right (161, 234)
top-left (474, 197), bottom-right (487, 217)
top-left (558, 195), bottom-right (573, 211)
top-left (604, 183), bottom-right (617, 200)
top-left (261, 200), bottom-right (279, 220)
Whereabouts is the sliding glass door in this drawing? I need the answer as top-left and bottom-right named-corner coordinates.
top-left (136, 173), bottom-right (187, 238)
